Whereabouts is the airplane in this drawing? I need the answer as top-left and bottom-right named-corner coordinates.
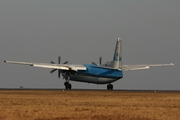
top-left (4, 38), bottom-right (174, 90)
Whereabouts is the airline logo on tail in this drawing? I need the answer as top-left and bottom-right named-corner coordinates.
top-left (113, 52), bottom-right (119, 61)
top-left (112, 38), bottom-right (122, 69)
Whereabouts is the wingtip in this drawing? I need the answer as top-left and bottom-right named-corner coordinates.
top-left (170, 63), bottom-right (174, 66)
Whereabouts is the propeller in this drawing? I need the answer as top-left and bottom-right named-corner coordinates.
top-left (92, 57), bottom-right (102, 66)
top-left (92, 62), bottom-right (97, 66)
top-left (99, 57), bottom-right (102, 65)
top-left (50, 56), bottom-right (68, 78)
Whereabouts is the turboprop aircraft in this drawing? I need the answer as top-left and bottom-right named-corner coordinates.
top-left (4, 38), bottom-right (174, 90)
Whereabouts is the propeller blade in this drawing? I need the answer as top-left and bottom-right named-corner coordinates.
top-left (99, 57), bottom-right (102, 65)
top-left (63, 61), bottom-right (68, 64)
top-left (50, 69), bottom-right (57, 73)
top-left (92, 62), bottom-right (97, 66)
top-left (50, 56), bottom-right (68, 78)
top-left (50, 61), bottom-right (55, 64)
top-left (58, 70), bottom-right (61, 78)
top-left (58, 56), bottom-right (61, 64)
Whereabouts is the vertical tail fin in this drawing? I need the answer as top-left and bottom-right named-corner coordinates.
top-left (112, 38), bottom-right (122, 69)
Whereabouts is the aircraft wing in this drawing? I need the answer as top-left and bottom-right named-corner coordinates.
top-left (122, 63), bottom-right (174, 71)
top-left (4, 60), bottom-right (87, 72)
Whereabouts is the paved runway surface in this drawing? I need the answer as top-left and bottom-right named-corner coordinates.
top-left (1, 88), bottom-right (180, 92)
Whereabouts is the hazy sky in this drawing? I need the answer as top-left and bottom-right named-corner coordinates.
top-left (1, 0), bottom-right (179, 90)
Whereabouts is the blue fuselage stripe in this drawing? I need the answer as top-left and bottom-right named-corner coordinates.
top-left (78, 64), bottom-right (123, 78)
top-left (67, 64), bottom-right (123, 84)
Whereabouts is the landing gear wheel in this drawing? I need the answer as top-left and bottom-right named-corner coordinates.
top-left (68, 84), bottom-right (72, 89)
top-left (64, 81), bottom-right (68, 86)
top-left (107, 84), bottom-right (110, 90)
top-left (65, 84), bottom-right (69, 89)
top-left (64, 82), bottom-right (72, 90)
top-left (107, 84), bottom-right (113, 90)
top-left (110, 84), bottom-right (113, 90)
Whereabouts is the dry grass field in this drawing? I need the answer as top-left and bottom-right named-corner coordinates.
top-left (0, 90), bottom-right (179, 120)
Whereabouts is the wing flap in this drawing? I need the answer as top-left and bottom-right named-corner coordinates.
top-left (32, 64), bottom-right (69, 70)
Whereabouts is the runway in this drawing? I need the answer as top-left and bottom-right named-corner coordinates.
top-left (0, 89), bottom-right (179, 120)
top-left (0, 88), bottom-right (179, 92)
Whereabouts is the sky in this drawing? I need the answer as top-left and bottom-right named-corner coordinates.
top-left (0, 0), bottom-right (179, 90)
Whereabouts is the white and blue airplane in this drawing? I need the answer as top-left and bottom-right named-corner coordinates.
top-left (4, 38), bottom-right (174, 90)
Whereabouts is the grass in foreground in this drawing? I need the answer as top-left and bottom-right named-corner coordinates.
top-left (0, 90), bottom-right (179, 120)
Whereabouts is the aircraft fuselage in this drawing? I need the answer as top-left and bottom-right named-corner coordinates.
top-left (65, 64), bottom-right (123, 84)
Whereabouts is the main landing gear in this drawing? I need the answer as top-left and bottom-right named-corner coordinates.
top-left (107, 83), bottom-right (113, 90)
top-left (64, 81), bottom-right (71, 89)
top-left (64, 76), bottom-right (72, 90)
